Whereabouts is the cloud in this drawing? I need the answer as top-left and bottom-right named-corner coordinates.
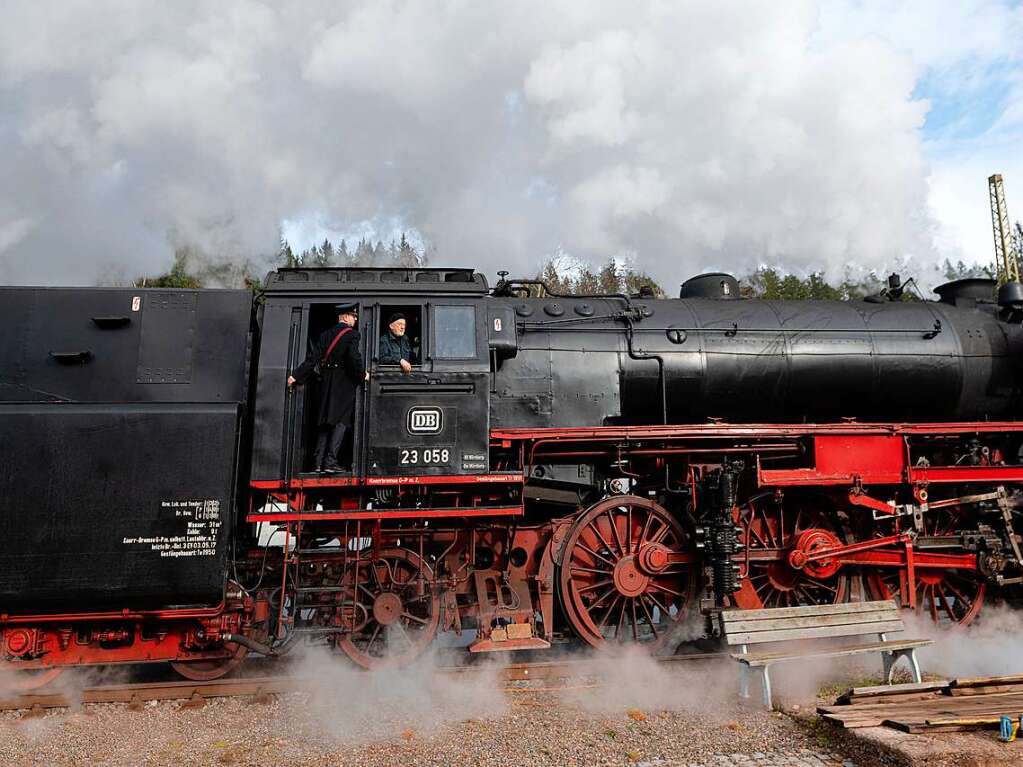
top-left (818, 1), bottom-right (1023, 268)
top-left (0, 1), bottom-right (1015, 287)
top-left (0, 215), bottom-right (36, 254)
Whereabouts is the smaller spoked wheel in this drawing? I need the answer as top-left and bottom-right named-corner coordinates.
top-left (557, 495), bottom-right (698, 651)
top-left (336, 548), bottom-right (440, 670)
top-left (171, 642), bottom-right (248, 682)
top-left (733, 492), bottom-right (849, 609)
top-left (866, 508), bottom-right (985, 627)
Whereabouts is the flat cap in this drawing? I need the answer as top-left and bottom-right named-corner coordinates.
top-left (387, 312), bottom-right (406, 324)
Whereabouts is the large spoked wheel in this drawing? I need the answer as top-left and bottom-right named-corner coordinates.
top-left (0, 666), bottom-right (64, 692)
top-left (866, 508), bottom-right (985, 627)
top-left (732, 492), bottom-right (849, 609)
top-left (336, 548), bottom-right (440, 670)
top-left (171, 642), bottom-right (248, 681)
top-left (557, 495), bottom-right (698, 651)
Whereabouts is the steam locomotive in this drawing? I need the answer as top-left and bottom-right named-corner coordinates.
top-left (3, 266), bottom-right (1023, 685)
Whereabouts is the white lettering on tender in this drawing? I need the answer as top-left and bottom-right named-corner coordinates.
top-left (121, 499), bottom-right (222, 558)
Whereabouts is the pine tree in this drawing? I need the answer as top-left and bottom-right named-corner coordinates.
top-left (337, 239), bottom-right (351, 265)
top-left (538, 261), bottom-right (571, 295)
top-left (622, 270), bottom-right (665, 297)
top-left (277, 237), bottom-right (298, 268)
top-left (942, 259), bottom-right (994, 281)
top-left (597, 258), bottom-right (621, 293)
top-left (354, 238), bottom-right (374, 265)
top-left (138, 249), bottom-right (202, 288)
top-left (574, 267), bottom-right (600, 295)
top-left (396, 232), bottom-right (420, 267)
top-left (317, 238), bottom-right (335, 267)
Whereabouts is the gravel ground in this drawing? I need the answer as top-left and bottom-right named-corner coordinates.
top-left (0, 656), bottom-right (885, 767)
top-left (0, 692), bottom-right (867, 767)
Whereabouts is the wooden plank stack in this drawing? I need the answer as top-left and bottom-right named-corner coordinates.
top-left (820, 675), bottom-right (1023, 733)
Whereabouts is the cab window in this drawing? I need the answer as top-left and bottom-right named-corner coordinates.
top-left (377, 305), bottom-right (421, 365)
top-left (434, 305), bottom-right (477, 359)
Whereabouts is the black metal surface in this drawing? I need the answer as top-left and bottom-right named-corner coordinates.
top-left (0, 288), bottom-right (252, 612)
top-left (263, 267), bottom-right (488, 295)
top-left (0, 288), bottom-right (251, 403)
top-left (679, 272), bottom-right (740, 300)
top-left (7, 267), bottom-right (1023, 620)
top-left (0, 404), bottom-right (240, 611)
top-left (251, 291), bottom-right (491, 479)
top-left (492, 292), bottom-right (1023, 426)
top-left (366, 372), bottom-right (490, 475)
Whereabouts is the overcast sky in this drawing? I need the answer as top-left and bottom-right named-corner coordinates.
top-left (1, 1), bottom-right (1020, 289)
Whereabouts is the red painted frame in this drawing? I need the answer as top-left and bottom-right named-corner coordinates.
top-left (12, 420), bottom-right (1009, 677)
top-left (249, 506), bottom-right (525, 523)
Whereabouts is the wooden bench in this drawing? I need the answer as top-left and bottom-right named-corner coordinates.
top-left (720, 600), bottom-right (933, 709)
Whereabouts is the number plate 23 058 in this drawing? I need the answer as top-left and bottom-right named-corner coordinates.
top-left (397, 447), bottom-right (452, 466)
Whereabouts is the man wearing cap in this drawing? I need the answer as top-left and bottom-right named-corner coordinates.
top-left (288, 303), bottom-right (367, 472)
top-left (379, 312), bottom-right (413, 375)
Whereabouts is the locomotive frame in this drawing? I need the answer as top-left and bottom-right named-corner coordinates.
top-left (4, 266), bottom-right (1023, 683)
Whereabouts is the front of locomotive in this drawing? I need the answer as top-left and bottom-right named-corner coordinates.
top-left (488, 272), bottom-right (1023, 643)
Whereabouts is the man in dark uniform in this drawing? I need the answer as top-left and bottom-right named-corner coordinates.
top-left (378, 312), bottom-right (413, 375)
top-left (287, 303), bottom-right (367, 472)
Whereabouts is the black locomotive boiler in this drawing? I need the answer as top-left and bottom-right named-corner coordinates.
top-left (3, 267), bottom-right (1023, 683)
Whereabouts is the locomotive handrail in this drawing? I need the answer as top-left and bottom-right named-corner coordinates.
top-left (516, 312), bottom-right (624, 328)
top-left (623, 316), bottom-right (667, 425)
top-left (517, 320), bottom-right (945, 336)
top-left (90, 316), bottom-right (131, 328)
top-left (378, 382), bottom-right (474, 394)
top-left (491, 277), bottom-right (634, 304)
top-left (49, 350), bottom-right (93, 364)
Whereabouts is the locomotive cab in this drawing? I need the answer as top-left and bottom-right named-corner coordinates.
top-left (250, 267), bottom-right (493, 482)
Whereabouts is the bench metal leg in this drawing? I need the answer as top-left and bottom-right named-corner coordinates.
top-left (761, 666), bottom-right (773, 710)
top-left (883, 650), bottom-right (895, 684)
top-left (907, 648), bottom-right (922, 683)
top-left (883, 648), bottom-right (923, 684)
top-left (737, 663), bottom-right (772, 708)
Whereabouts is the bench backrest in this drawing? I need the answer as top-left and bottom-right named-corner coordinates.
top-left (720, 600), bottom-right (904, 646)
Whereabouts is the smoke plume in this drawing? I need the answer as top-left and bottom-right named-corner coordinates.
top-left (0, 2), bottom-right (954, 286)
top-left (278, 643), bottom-right (506, 744)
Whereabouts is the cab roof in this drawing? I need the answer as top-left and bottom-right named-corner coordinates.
top-left (264, 267), bottom-right (489, 295)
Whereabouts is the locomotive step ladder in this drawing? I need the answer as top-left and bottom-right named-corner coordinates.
top-left (720, 600), bottom-right (933, 709)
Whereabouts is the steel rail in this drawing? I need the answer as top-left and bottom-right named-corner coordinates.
top-left (0, 652), bottom-right (723, 712)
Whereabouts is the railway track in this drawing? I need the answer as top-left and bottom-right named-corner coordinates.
top-left (0, 653), bottom-right (723, 713)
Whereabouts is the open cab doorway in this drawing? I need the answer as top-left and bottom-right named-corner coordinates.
top-left (291, 301), bottom-right (372, 478)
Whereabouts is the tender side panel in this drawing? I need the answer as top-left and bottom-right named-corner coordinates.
top-left (0, 288), bottom-right (252, 613)
top-left (0, 404), bottom-right (239, 611)
top-left (0, 288), bottom-right (250, 404)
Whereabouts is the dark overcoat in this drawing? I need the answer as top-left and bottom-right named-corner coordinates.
top-left (293, 322), bottom-right (365, 427)
top-left (378, 331), bottom-right (412, 365)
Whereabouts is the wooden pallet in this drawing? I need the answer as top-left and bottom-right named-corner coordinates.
top-left (821, 675), bottom-right (1023, 733)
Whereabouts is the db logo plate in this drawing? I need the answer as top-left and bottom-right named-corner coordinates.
top-left (407, 406), bottom-right (443, 435)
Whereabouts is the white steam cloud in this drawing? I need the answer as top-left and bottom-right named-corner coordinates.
top-left (0, 1), bottom-right (967, 287)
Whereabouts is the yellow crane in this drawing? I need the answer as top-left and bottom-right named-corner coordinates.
top-left (989, 173), bottom-right (1021, 284)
